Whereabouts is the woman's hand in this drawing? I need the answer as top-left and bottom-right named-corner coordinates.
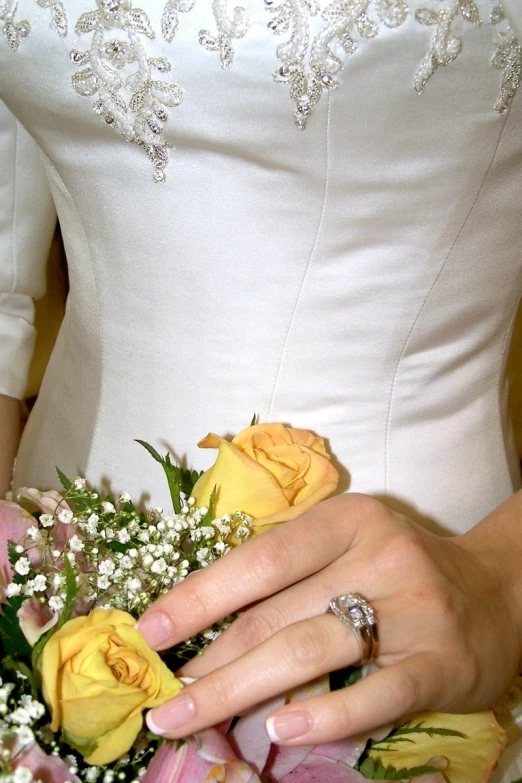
top-left (137, 492), bottom-right (522, 744)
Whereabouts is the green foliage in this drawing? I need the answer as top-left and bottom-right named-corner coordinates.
top-left (201, 486), bottom-right (217, 525)
top-left (368, 722), bottom-right (467, 754)
top-left (56, 467), bottom-right (72, 492)
top-left (58, 557), bottom-right (79, 628)
top-left (136, 440), bottom-right (201, 513)
top-left (0, 596), bottom-right (32, 661)
top-left (330, 664), bottom-right (363, 691)
top-left (358, 757), bottom-right (440, 780)
top-left (250, 413), bottom-right (258, 426)
top-left (2, 656), bottom-right (38, 699)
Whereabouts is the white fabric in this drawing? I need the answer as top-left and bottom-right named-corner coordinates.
top-left (0, 106), bottom-right (56, 398)
top-left (1, 0), bottom-right (521, 777)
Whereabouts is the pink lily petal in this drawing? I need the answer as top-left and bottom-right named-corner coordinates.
top-left (263, 677), bottom-right (332, 779)
top-left (16, 740), bottom-right (81, 783)
top-left (195, 728), bottom-right (243, 764)
top-left (224, 760), bottom-right (262, 782)
top-left (17, 597), bottom-right (59, 646)
top-left (143, 739), bottom-right (222, 783)
top-left (18, 488), bottom-right (71, 517)
top-left (280, 754), bottom-right (368, 783)
top-left (229, 694), bottom-right (286, 774)
top-left (143, 731), bottom-right (258, 783)
top-left (311, 737), bottom-right (369, 766)
top-left (264, 743), bottom-right (315, 780)
top-left (0, 500), bottom-right (41, 595)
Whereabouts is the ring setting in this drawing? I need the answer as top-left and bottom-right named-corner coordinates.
top-left (327, 593), bottom-right (379, 665)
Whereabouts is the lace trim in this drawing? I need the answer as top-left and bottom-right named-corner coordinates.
top-left (1, 0), bottom-right (520, 179)
top-left (71, 0), bottom-right (182, 181)
top-left (1, 0), bottom-right (30, 49)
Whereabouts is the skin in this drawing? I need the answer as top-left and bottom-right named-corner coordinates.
top-left (138, 491), bottom-right (522, 745)
top-left (0, 394), bottom-right (20, 498)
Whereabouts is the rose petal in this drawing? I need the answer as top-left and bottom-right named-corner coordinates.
top-left (17, 598), bottom-right (59, 646)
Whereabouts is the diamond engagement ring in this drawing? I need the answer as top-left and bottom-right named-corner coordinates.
top-left (327, 593), bottom-right (379, 665)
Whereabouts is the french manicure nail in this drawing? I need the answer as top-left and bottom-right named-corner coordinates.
top-left (146, 694), bottom-right (196, 736)
top-left (136, 612), bottom-right (174, 649)
top-left (265, 711), bottom-right (311, 743)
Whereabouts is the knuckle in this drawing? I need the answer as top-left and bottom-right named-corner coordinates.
top-left (235, 608), bottom-right (283, 651)
top-left (181, 586), bottom-right (214, 625)
top-left (248, 540), bottom-right (287, 586)
top-left (287, 622), bottom-right (330, 671)
top-left (379, 531), bottom-right (431, 573)
top-left (386, 670), bottom-right (422, 715)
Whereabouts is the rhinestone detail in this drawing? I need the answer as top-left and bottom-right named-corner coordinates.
top-left (329, 594), bottom-right (376, 628)
top-left (71, 0), bottom-right (182, 181)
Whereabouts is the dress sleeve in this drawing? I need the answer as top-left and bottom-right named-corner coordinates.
top-left (0, 99), bottom-right (56, 400)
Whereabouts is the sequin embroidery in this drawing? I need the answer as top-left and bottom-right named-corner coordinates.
top-left (1, 0), bottom-right (30, 49)
top-left (71, 0), bottom-right (182, 181)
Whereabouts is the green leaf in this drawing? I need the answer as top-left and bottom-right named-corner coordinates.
top-left (58, 558), bottom-right (79, 628)
top-left (330, 664), bottom-right (363, 691)
top-left (359, 757), bottom-right (375, 777)
top-left (2, 657), bottom-right (38, 700)
top-left (202, 486), bottom-right (217, 525)
top-left (393, 723), bottom-right (467, 740)
top-left (384, 766), bottom-right (440, 780)
top-left (56, 467), bottom-right (72, 492)
top-left (250, 413), bottom-right (258, 426)
top-left (136, 440), bottom-right (183, 513)
top-left (31, 625), bottom-right (57, 673)
top-left (0, 596), bottom-right (32, 661)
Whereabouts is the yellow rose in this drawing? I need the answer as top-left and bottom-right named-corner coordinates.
top-left (367, 711), bottom-right (506, 783)
top-left (192, 423), bottom-right (339, 534)
top-left (41, 608), bottom-right (182, 766)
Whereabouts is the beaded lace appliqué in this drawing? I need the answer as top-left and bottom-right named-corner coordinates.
top-left (1, 0), bottom-right (66, 46)
top-left (1, 0), bottom-right (30, 48)
top-left (71, 0), bottom-right (182, 181)
top-left (2, 0), bottom-right (520, 179)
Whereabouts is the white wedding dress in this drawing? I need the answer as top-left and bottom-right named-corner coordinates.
top-left (1, 0), bottom-right (521, 775)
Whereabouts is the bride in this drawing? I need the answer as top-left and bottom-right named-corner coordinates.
top-left (1, 0), bottom-right (521, 778)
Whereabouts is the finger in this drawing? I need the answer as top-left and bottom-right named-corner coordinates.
top-left (146, 611), bottom-right (365, 738)
top-left (180, 573), bottom-right (411, 678)
top-left (264, 652), bottom-right (440, 746)
top-left (137, 495), bottom-right (366, 650)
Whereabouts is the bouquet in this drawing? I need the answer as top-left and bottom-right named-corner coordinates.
top-left (0, 422), bottom-right (513, 783)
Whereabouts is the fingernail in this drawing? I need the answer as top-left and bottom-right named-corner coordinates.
top-left (265, 711), bottom-right (311, 743)
top-left (146, 694), bottom-right (196, 736)
top-left (136, 612), bottom-right (174, 649)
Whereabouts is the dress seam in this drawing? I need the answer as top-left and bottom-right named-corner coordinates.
top-left (383, 105), bottom-right (512, 494)
top-left (36, 153), bottom-right (104, 480)
top-left (10, 118), bottom-right (18, 295)
top-left (267, 94), bottom-right (331, 421)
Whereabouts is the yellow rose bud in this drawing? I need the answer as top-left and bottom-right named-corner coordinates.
top-left (192, 423), bottom-right (339, 536)
top-left (41, 608), bottom-right (182, 766)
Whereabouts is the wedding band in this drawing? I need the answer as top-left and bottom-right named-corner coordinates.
top-left (327, 593), bottom-right (379, 665)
